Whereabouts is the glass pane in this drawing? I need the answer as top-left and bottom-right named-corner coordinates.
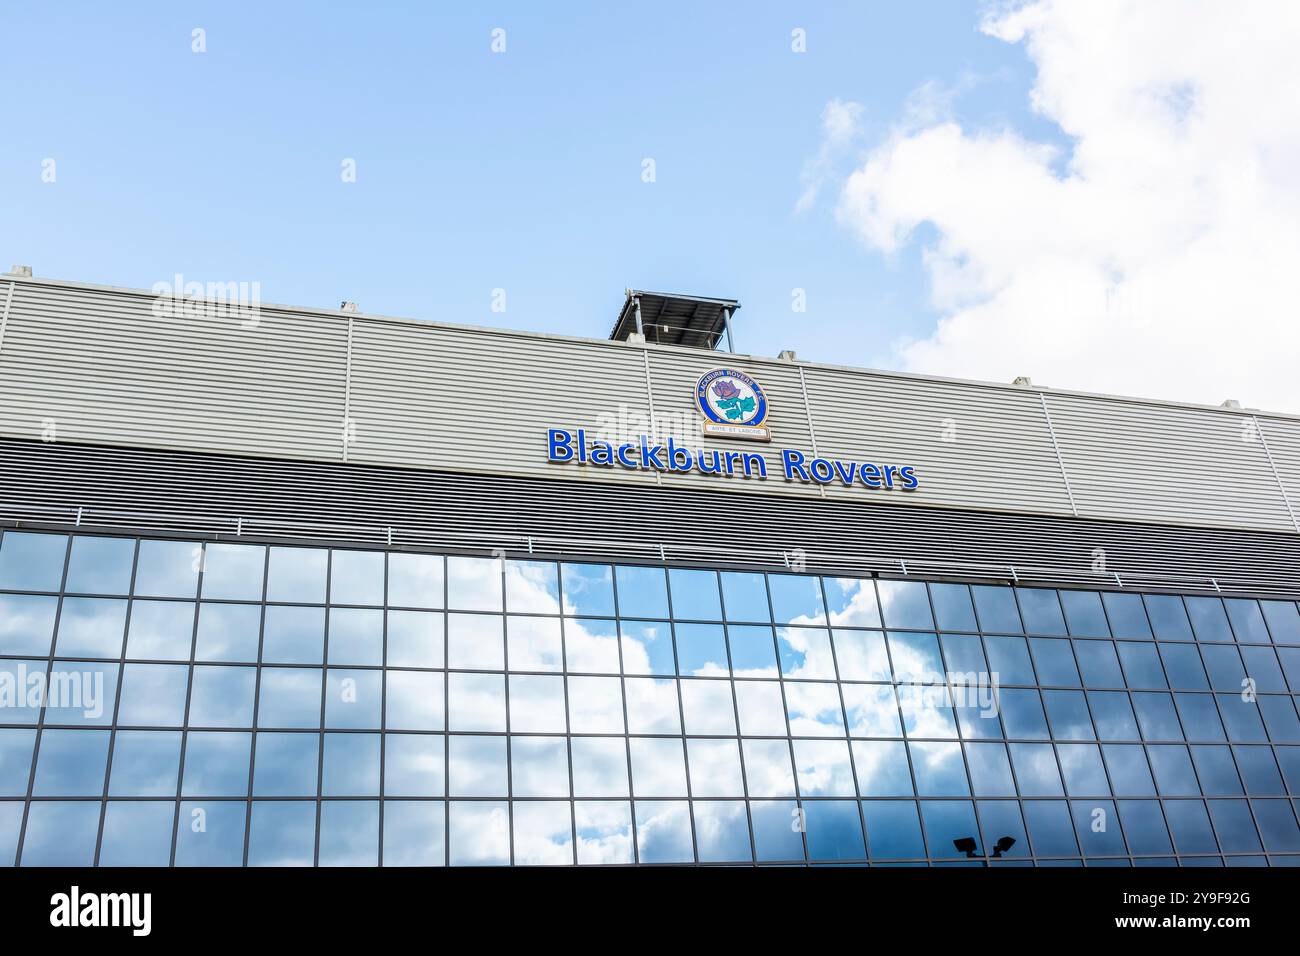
top-left (570, 737), bottom-right (629, 797)
top-left (135, 540), bottom-right (201, 598)
top-left (54, 597), bottom-right (127, 657)
top-left (727, 625), bottom-right (778, 677)
top-left (32, 729), bottom-right (110, 795)
top-left (0, 533), bottom-right (67, 591)
top-left (1022, 800), bottom-right (1079, 856)
top-left (784, 682), bottom-right (846, 738)
top-left (686, 738), bottom-right (745, 796)
top-left (972, 586), bottom-right (1021, 633)
top-left (823, 578), bottom-right (881, 627)
top-left (672, 623), bottom-right (726, 677)
top-left (175, 801), bottom-right (246, 866)
top-left (189, 665), bottom-right (256, 727)
top-left (383, 800), bottom-right (445, 866)
top-left (99, 801), bottom-right (174, 866)
top-left (734, 681), bottom-right (788, 736)
top-left (983, 636), bottom-right (1036, 684)
top-left (446, 557), bottom-right (501, 612)
top-left (909, 741), bottom-right (969, 795)
top-left (65, 536), bottom-right (134, 595)
top-left (742, 739), bottom-right (796, 797)
top-left (791, 739), bottom-right (855, 796)
top-left (1185, 597), bottom-right (1233, 642)
top-left (125, 599), bottom-right (195, 660)
top-left (1029, 637), bottom-right (1080, 685)
top-left (750, 800), bottom-right (803, 861)
top-left (862, 800), bottom-right (924, 860)
top-left (509, 674), bottom-right (568, 733)
top-left (387, 553), bottom-right (444, 609)
top-left (328, 608), bottom-right (382, 666)
top-left (720, 572), bottom-right (770, 622)
top-left (510, 736), bottom-right (568, 798)
top-left (1117, 799), bottom-right (1173, 855)
top-left (877, 580), bottom-right (932, 630)
top-left (929, 584), bottom-right (976, 631)
top-left (200, 543), bottom-right (265, 601)
top-left (195, 603), bottom-right (261, 662)
top-left (384, 733), bottom-right (446, 797)
top-left (324, 668), bottom-right (381, 729)
top-left (257, 668), bottom-right (323, 728)
top-left (248, 801), bottom-right (316, 866)
top-left (262, 606), bottom-right (326, 665)
top-left (574, 800), bottom-right (634, 864)
top-left (1159, 643), bottom-right (1209, 690)
top-left (447, 673), bottom-right (506, 732)
top-left (832, 630), bottom-right (890, 682)
top-left (634, 800), bottom-right (693, 863)
top-left (679, 679), bottom-right (736, 735)
top-left (668, 568), bottom-right (721, 621)
top-left (1225, 599), bottom-right (1270, 644)
top-left (506, 616), bottom-right (562, 672)
top-left (252, 732), bottom-right (320, 796)
top-left (1017, 589), bottom-right (1066, 636)
top-left (319, 800), bottom-right (379, 866)
top-left (1059, 591), bottom-right (1109, 637)
top-left (505, 561), bottom-right (560, 614)
top-left (321, 732), bottom-right (381, 796)
top-left (1074, 639), bottom-right (1123, 687)
top-left (108, 730), bottom-right (181, 796)
top-left (512, 800), bottom-right (573, 865)
top-left (448, 735), bottom-right (508, 796)
top-left (1117, 642), bottom-right (1167, 689)
top-left (777, 627), bottom-right (837, 679)
top-left (446, 613), bottom-right (504, 670)
top-left (1260, 601), bottom-right (1300, 644)
top-left (978, 800), bottom-right (1029, 858)
top-left (1163, 800), bottom-right (1219, 854)
top-left (841, 684), bottom-right (902, 738)
top-left (629, 738), bottom-right (688, 796)
top-left (181, 731), bottom-right (252, 796)
top-left (563, 618), bottom-right (620, 674)
top-left (852, 739), bottom-right (913, 795)
top-left (768, 574), bottom-right (825, 626)
top-left (0, 729), bottom-right (36, 796)
top-left (386, 610), bottom-right (444, 669)
top-left (1070, 800), bottom-right (1126, 856)
top-left (888, 632), bottom-right (943, 682)
top-left (265, 547), bottom-right (327, 604)
top-left (20, 801), bottom-right (100, 866)
top-left (965, 742), bottom-right (1017, 796)
top-left (566, 677), bottom-right (624, 734)
top-left (1103, 592), bottom-right (1152, 638)
top-left (561, 564), bottom-right (615, 617)
top-left (804, 800), bottom-right (864, 861)
top-left (920, 800), bottom-right (980, 858)
top-left (615, 566), bottom-right (669, 619)
top-left (117, 663), bottom-right (188, 726)
top-left (1145, 595), bottom-right (1193, 641)
top-left (1008, 742), bottom-right (1063, 796)
top-left (1057, 743), bottom-right (1110, 795)
top-left (1043, 690), bottom-right (1096, 740)
top-left (693, 800), bottom-right (751, 862)
top-left (448, 801), bottom-right (510, 865)
top-left (330, 550), bottom-right (385, 606)
top-left (619, 621), bottom-right (675, 676)
top-left (0, 594), bottom-right (58, 655)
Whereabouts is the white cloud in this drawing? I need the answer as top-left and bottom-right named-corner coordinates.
top-left (796, 98), bottom-right (865, 213)
top-left (835, 0), bottom-right (1300, 411)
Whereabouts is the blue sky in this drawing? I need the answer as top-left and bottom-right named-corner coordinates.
top-left (2, 2), bottom-right (1051, 370)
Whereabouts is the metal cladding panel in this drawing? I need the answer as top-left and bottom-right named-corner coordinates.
top-left (641, 349), bottom-right (821, 498)
top-left (1, 437), bottom-right (1298, 598)
top-left (802, 368), bottom-right (1072, 513)
top-left (1046, 393), bottom-right (1295, 532)
top-left (346, 318), bottom-right (656, 486)
top-left (1259, 415), bottom-right (1300, 528)
top-left (0, 280), bottom-right (348, 458)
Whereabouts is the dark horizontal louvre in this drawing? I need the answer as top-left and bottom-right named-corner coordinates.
top-left (1, 436), bottom-right (1297, 598)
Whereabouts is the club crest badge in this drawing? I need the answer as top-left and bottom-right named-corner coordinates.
top-left (695, 367), bottom-right (771, 441)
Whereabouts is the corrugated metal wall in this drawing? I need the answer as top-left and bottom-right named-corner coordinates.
top-left (1, 274), bottom-right (1297, 537)
top-left (2, 436), bottom-right (1298, 598)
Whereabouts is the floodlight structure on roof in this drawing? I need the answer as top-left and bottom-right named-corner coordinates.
top-left (609, 290), bottom-right (741, 351)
